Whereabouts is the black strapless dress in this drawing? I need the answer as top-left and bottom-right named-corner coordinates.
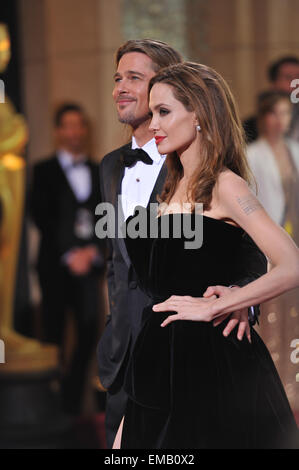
top-left (120, 207), bottom-right (299, 449)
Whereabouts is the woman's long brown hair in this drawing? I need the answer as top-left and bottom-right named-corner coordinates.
top-left (148, 62), bottom-right (254, 210)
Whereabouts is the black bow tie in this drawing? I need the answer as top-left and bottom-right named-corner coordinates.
top-left (122, 148), bottom-right (153, 168)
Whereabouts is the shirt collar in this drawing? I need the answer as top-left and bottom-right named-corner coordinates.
top-left (57, 149), bottom-right (87, 169)
top-left (131, 136), bottom-right (165, 164)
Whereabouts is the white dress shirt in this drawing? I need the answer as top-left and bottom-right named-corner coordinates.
top-left (57, 149), bottom-right (103, 266)
top-left (57, 149), bottom-right (91, 202)
top-left (121, 136), bottom-right (166, 220)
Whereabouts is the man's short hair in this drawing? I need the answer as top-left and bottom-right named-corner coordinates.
top-left (54, 103), bottom-right (86, 127)
top-left (268, 56), bottom-right (299, 83)
top-left (115, 38), bottom-right (183, 72)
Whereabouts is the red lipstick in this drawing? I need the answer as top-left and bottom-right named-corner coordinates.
top-left (155, 136), bottom-right (166, 145)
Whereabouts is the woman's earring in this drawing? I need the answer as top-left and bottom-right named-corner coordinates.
top-left (196, 125), bottom-right (201, 131)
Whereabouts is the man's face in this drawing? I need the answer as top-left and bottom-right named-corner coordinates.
top-left (112, 52), bottom-right (157, 127)
top-left (56, 111), bottom-right (88, 154)
top-left (273, 62), bottom-right (299, 94)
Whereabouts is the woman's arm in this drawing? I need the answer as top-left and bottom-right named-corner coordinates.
top-left (153, 173), bottom-right (299, 325)
top-left (211, 173), bottom-right (299, 314)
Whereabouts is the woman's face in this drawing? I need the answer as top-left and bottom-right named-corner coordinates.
top-left (262, 99), bottom-right (292, 137)
top-left (149, 83), bottom-right (198, 155)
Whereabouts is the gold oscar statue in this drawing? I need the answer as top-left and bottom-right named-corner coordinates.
top-left (0, 23), bottom-right (58, 373)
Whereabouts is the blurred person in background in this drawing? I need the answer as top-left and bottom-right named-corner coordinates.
top-left (247, 90), bottom-right (299, 413)
top-left (243, 56), bottom-right (299, 143)
top-left (30, 103), bottom-right (105, 415)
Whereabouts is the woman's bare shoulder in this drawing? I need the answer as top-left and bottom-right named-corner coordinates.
top-left (216, 169), bottom-right (249, 199)
top-left (211, 169), bottom-right (256, 224)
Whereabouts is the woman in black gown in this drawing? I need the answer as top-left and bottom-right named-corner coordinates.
top-left (114, 62), bottom-right (299, 449)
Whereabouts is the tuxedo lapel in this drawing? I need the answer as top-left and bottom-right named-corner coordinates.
top-left (111, 162), bottom-right (124, 205)
top-left (113, 144), bottom-right (131, 268)
top-left (53, 155), bottom-right (77, 201)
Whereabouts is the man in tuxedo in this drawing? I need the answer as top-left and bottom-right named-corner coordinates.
top-left (31, 103), bottom-right (105, 414)
top-left (97, 39), bottom-right (267, 448)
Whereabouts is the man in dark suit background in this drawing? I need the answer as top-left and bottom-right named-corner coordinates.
top-left (97, 39), bottom-right (267, 448)
top-left (31, 103), bottom-right (105, 414)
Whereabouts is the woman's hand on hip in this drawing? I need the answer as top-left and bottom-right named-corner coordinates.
top-left (152, 295), bottom-right (218, 326)
top-left (153, 288), bottom-right (251, 344)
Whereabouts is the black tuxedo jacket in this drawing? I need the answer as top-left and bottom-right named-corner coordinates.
top-left (97, 143), bottom-right (267, 391)
top-left (30, 153), bottom-right (104, 278)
